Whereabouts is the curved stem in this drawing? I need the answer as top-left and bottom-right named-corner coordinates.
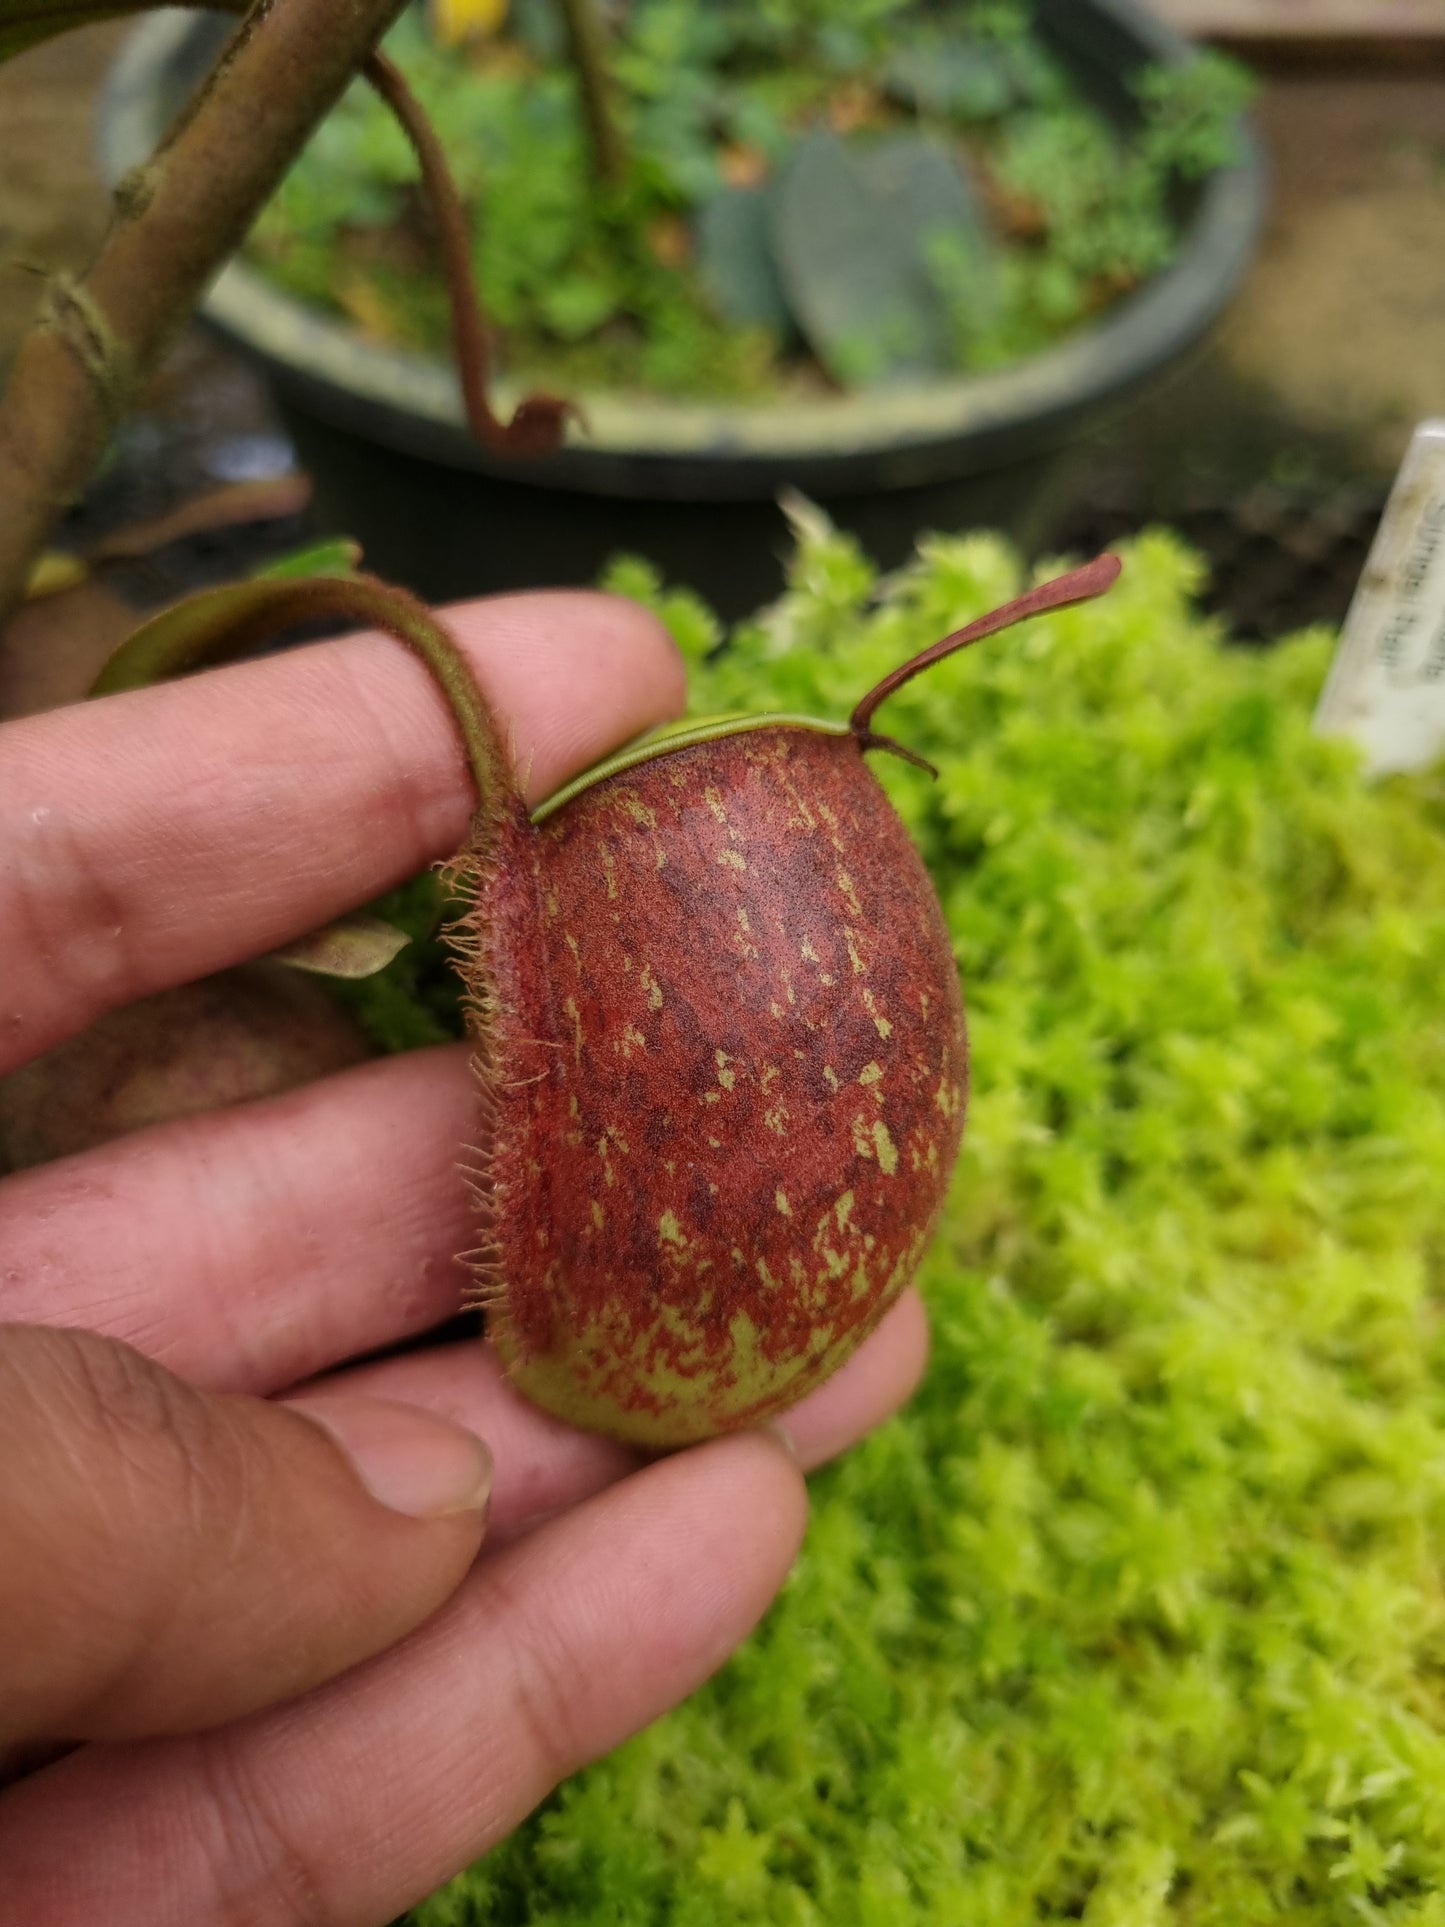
top-left (340, 577), bottom-right (513, 817)
top-left (366, 55), bottom-right (577, 457)
top-left (850, 553), bottom-right (1124, 738)
top-left (0, 0), bottom-right (410, 623)
top-left (91, 572), bottom-right (515, 825)
top-left (0, 5), bottom-right (574, 629)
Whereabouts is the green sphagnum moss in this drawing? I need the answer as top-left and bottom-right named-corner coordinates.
top-left (378, 522), bottom-right (1445, 1925)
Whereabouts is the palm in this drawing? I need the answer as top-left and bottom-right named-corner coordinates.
top-left (0, 591), bottom-right (926, 1924)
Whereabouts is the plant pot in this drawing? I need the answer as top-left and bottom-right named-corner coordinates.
top-left (99, 1), bottom-right (1265, 614)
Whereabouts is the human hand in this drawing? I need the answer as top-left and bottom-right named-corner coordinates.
top-left (0, 592), bottom-right (929, 1924)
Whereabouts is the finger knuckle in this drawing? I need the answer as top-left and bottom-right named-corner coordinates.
top-left (5, 1325), bottom-right (226, 1525)
top-left (486, 1567), bottom-right (593, 1780)
top-left (64, 1328), bottom-right (205, 1471)
top-left (199, 1733), bottom-right (342, 1927)
top-left (4, 795), bottom-right (133, 1048)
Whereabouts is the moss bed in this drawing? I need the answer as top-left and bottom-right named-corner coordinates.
top-left (370, 521), bottom-right (1445, 1923)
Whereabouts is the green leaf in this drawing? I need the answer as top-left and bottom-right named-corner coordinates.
top-left (270, 912), bottom-right (412, 979)
top-left (253, 537), bottom-right (364, 581)
top-left (883, 33), bottom-right (1014, 121)
top-left (24, 552), bottom-right (88, 600)
top-left (695, 185), bottom-right (792, 335)
top-left (771, 128), bottom-right (993, 385)
top-left (88, 569), bottom-right (355, 698)
top-left (538, 272), bottom-right (620, 342)
top-left (87, 534), bottom-right (358, 697)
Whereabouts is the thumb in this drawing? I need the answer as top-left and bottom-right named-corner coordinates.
top-left (0, 1324), bottom-right (490, 1753)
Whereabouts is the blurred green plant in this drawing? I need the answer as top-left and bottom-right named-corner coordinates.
top-left (348, 520), bottom-right (1445, 1924)
top-left (249, 2), bottom-right (1253, 399)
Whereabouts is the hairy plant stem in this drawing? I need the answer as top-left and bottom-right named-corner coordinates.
top-left (94, 571), bottom-right (516, 824)
top-left (556, 0), bottom-right (627, 188)
top-left (0, 0), bottom-right (409, 625)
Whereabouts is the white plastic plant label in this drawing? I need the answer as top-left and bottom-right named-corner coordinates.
top-left (1314, 420), bottom-right (1445, 777)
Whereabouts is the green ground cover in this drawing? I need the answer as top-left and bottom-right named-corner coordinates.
top-left (381, 520), bottom-right (1445, 1923)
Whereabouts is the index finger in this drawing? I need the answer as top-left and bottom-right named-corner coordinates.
top-left (0, 591), bottom-right (686, 1076)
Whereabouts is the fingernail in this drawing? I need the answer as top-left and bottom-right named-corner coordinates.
top-left (287, 1396), bottom-right (493, 1520)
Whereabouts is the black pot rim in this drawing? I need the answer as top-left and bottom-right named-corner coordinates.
top-left (99, 1), bottom-right (1266, 502)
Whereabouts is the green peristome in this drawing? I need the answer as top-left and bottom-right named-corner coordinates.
top-left (529, 711), bottom-right (850, 825)
top-left (529, 554), bottom-right (1123, 826)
